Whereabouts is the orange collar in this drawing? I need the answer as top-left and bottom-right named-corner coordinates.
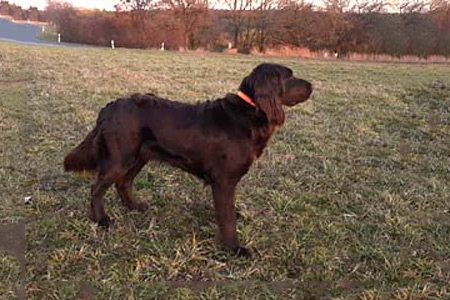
top-left (237, 91), bottom-right (256, 107)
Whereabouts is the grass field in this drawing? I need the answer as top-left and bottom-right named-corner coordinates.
top-left (0, 41), bottom-right (449, 299)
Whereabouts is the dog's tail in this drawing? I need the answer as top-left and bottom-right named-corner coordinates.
top-left (64, 127), bottom-right (101, 172)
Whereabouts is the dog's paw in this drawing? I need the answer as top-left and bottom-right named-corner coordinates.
top-left (134, 202), bottom-right (149, 212)
top-left (97, 216), bottom-right (112, 228)
top-left (233, 246), bottom-right (252, 258)
top-left (127, 201), bottom-right (149, 212)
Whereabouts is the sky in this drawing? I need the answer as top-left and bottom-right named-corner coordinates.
top-left (7, 0), bottom-right (117, 11)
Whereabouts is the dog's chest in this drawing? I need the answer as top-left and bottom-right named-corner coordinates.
top-left (252, 127), bottom-right (275, 159)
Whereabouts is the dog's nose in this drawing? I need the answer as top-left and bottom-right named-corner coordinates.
top-left (305, 82), bottom-right (313, 96)
top-left (299, 80), bottom-right (313, 99)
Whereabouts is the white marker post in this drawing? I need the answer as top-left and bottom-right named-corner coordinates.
top-left (160, 42), bottom-right (165, 51)
top-left (57, 33), bottom-right (61, 44)
top-left (228, 42), bottom-right (232, 49)
top-left (111, 40), bottom-right (115, 49)
top-left (41, 25), bottom-right (45, 33)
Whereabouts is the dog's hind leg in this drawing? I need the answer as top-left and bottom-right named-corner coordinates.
top-left (90, 177), bottom-right (113, 227)
top-left (115, 159), bottom-right (149, 212)
top-left (90, 164), bottom-right (128, 228)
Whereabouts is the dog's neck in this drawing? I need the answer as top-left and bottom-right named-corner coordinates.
top-left (219, 94), bottom-right (277, 158)
top-left (237, 91), bottom-right (256, 107)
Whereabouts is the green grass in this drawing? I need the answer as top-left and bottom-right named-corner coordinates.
top-left (1, 41), bottom-right (449, 298)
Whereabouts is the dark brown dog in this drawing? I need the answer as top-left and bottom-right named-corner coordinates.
top-left (64, 63), bottom-right (312, 257)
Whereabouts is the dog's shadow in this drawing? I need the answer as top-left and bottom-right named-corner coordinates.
top-left (188, 200), bottom-right (214, 228)
top-left (119, 193), bottom-right (215, 240)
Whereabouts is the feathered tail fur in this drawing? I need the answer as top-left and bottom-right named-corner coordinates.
top-left (64, 127), bottom-right (100, 172)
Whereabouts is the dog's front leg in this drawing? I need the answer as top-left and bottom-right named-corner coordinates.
top-left (212, 180), bottom-right (250, 258)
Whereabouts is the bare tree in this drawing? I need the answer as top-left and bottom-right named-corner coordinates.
top-left (270, 0), bottom-right (315, 48)
top-left (116, 0), bottom-right (154, 48)
top-left (429, 0), bottom-right (450, 31)
top-left (0, 1), bottom-right (9, 15)
top-left (45, 1), bottom-right (74, 24)
top-left (351, 0), bottom-right (387, 13)
top-left (116, 0), bottom-right (154, 10)
top-left (7, 3), bottom-right (25, 19)
top-left (322, 0), bottom-right (351, 13)
top-left (430, 0), bottom-right (450, 11)
top-left (405, 0), bottom-right (430, 12)
top-left (26, 7), bottom-right (39, 21)
top-left (220, 0), bottom-right (254, 50)
top-left (320, 0), bottom-right (354, 54)
top-left (160, 0), bottom-right (209, 49)
top-left (429, 0), bottom-right (450, 56)
top-left (254, 0), bottom-right (280, 52)
top-left (391, 0), bottom-right (429, 13)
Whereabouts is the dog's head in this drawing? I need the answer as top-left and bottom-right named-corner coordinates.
top-left (238, 63), bottom-right (312, 125)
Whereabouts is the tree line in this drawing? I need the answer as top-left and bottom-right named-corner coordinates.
top-left (2, 0), bottom-right (450, 58)
top-left (0, 1), bottom-right (45, 21)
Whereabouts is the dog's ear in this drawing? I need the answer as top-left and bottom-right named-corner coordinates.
top-left (239, 65), bottom-right (286, 125)
top-left (253, 76), bottom-right (285, 126)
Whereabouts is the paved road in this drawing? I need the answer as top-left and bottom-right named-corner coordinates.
top-left (0, 17), bottom-right (55, 45)
top-left (0, 17), bottom-right (84, 47)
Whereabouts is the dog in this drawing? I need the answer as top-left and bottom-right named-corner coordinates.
top-left (64, 63), bottom-right (312, 257)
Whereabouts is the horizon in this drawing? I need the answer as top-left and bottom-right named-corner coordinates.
top-left (4, 0), bottom-right (415, 13)
top-left (7, 0), bottom-right (117, 11)
top-left (6, 0), bottom-right (331, 11)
